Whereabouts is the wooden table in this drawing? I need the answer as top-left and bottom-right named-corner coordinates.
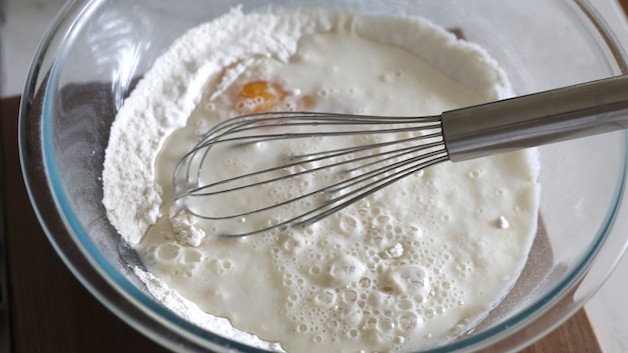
top-left (621, 0), bottom-right (628, 16)
top-left (0, 96), bottom-right (603, 352)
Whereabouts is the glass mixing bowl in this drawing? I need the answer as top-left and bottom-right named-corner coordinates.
top-left (19, 0), bottom-right (628, 352)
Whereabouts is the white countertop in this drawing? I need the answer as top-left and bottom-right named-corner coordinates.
top-left (2, 0), bottom-right (628, 352)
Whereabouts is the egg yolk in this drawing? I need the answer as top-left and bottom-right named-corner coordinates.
top-left (236, 81), bottom-right (287, 114)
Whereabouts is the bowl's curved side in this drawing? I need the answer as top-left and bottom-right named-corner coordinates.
top-left (18, 1), bottom-right (254, 352)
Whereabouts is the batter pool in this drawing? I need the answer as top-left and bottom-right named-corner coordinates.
top-left (102, 8), bottom-right (541, 353)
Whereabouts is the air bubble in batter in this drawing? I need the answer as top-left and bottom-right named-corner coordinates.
top-left (314, 290), bottom-right (337, 307)
top-left (398, 313), bottom-right (421, 331)
top-left (156, 243), bottom-right (181, 261)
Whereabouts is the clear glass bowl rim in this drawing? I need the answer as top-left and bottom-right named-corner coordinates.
top-left (18, 0), bottom-right (628, 352)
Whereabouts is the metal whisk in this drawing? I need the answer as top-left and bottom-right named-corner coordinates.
top-left (173, 75), bottom-right (628, 237)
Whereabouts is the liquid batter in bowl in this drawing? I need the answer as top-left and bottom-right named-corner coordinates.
top-left (103, 9), bottom-right (540, 353)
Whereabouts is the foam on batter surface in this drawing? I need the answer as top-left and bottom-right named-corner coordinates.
top-left (103, 9), bottom-right (540, 353)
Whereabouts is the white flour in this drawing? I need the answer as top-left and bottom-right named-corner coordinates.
top-left (103, 8), bottom-right (342, 244)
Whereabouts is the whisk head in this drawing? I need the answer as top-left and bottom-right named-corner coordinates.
top-left (173, 111), bottom-right (449, 237)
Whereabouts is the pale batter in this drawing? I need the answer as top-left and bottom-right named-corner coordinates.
top-left (103, 9), bottom-right (540, 353)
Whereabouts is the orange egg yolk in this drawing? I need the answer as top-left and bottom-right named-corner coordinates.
top-left (236, 81), bottom-right (287, 114)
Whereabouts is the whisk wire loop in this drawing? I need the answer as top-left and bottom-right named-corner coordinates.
top-left (172, 111), bottom-right (447, 236)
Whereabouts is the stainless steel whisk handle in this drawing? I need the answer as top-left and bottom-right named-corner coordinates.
top-left (442, 74), bottom-right (628, 162)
